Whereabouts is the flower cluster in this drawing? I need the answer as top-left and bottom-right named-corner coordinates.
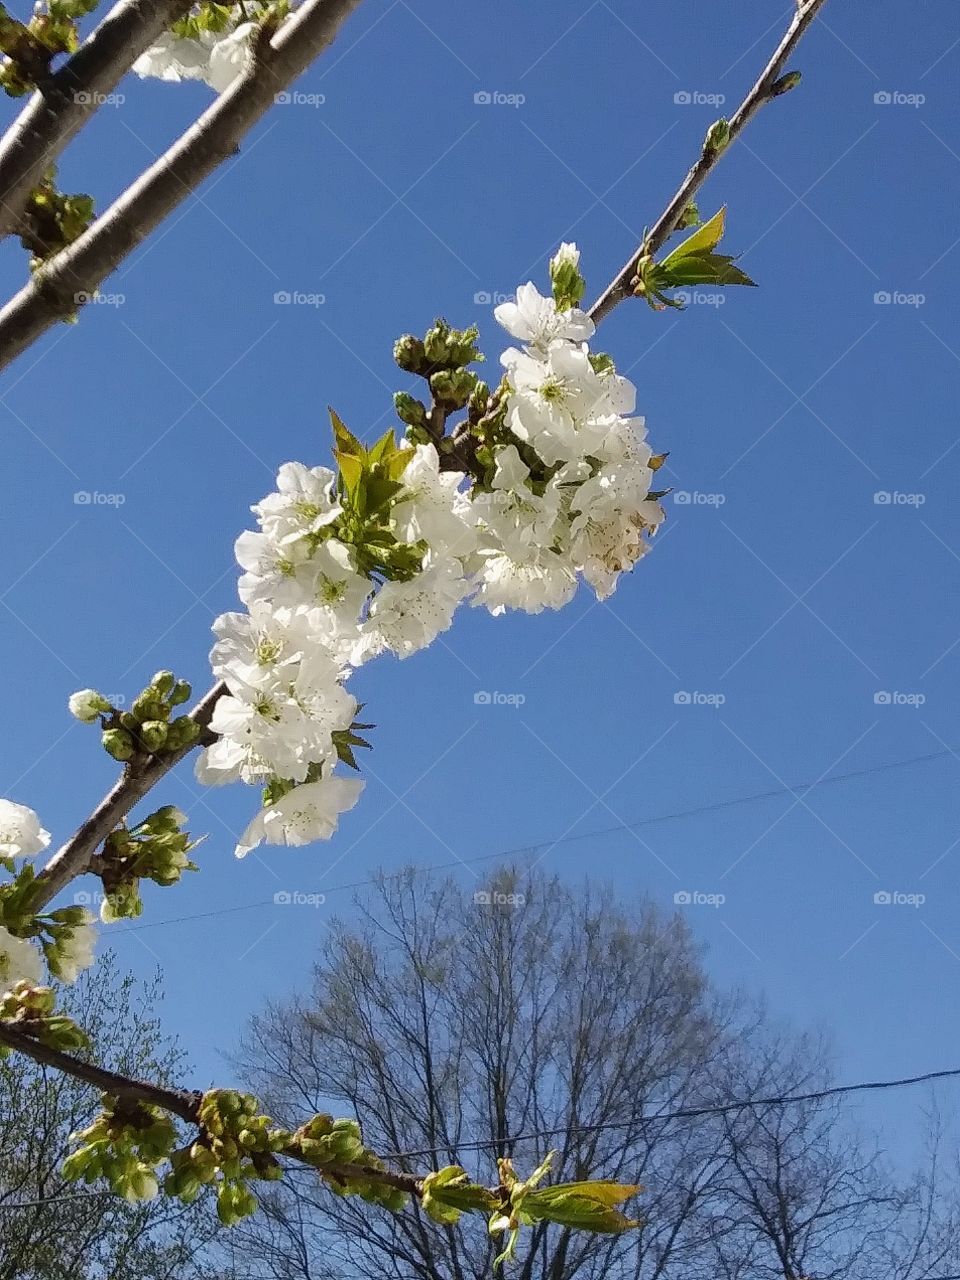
top-left (475, 246), bottom-right (664, 611)
top-left (133, 2), bottom-right (285, 94)
top-left (0, 799), bottom-right (97, 996)
top-left (203, 246), bottom-right (664, 855)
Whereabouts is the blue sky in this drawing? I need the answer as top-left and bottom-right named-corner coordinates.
top-left (0, 0), bottom-right (958, 1166)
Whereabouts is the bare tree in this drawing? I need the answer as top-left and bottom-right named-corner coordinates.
top-left (0, 952), bottom-right (223, 1280)
top-left (231, 867), bottom-right (960, 1280)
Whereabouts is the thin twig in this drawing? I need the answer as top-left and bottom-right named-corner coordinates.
top-left (588, 0), bottom-right (831, 325)
top-left (0, 0), bottom-right (364, 372)
top-left (0, 1022), bottom-right (202, 1120)
top-left (0, 0), bottom-right (194, 240)
top-left (30, 681), bottom-right (226, 913)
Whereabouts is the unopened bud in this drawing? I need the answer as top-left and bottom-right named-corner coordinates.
top-left (139, 720), bottom-right (168, 752)
top-left (394, 391), bottom-right (427, 428)
top-left (102, 728), bottom-right (135, 762)
top-left (771, 70), bottom-right (802, 96)
top-left (68, 688), bottom-right (111, 722)
top-left (705, 118), bottom-right (731, 153)
top-left (393, 334), bottom-right (425, 373)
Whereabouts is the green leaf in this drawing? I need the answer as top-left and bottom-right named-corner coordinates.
top-left (335, 450), bottom-right (364, 498)
top-left (523, 1180), bottom-right (642, 1233)
top-left (638, 207), bottom-right (757, 308)
top-left (658, 250), bottom-right (757, 289)
top-left (661, 206), bottom-right (727, 267)
top-left (364, 476), bottom-right (404, 516)
top-left (329, 406), bottom-right (363, 456)
top-left (367, 428), bottom-right (396, 463)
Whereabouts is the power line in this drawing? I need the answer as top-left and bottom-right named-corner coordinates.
top-left (388, 1066), bottom-right (960, 1161)
top-left (119, 741), bottom-right (960, 934)
top-left (0, 1187), bottom-right (115, 1208)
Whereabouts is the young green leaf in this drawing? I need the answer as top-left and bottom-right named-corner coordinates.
top-left (329, 406), bottom-right (363, 456)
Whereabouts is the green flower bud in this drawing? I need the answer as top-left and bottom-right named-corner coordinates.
top-left (394, 391), bottom-right (427, 428)
top-left (429, 368), bottom-right (476, 410)
top-left (151, 670), bottom-right (175, 697)
top-left (164, 717), bottom-right (200, 751)
top-left (170, 679), bottom-right (191, 706)
top-left (131, 691), bottom-right (166, 724)
top-left (102, 728), bottom-right (135, 762)
top-left (393, 334), bottom-right (425, 373)
top-left (423, 321), bottom-right (450, 365)
top-left (138, 720), bottom-right (168, 752)
top-left (445, 324), bottom-right (481, 366)
top-left (705, 117), bottom-right (731, 154)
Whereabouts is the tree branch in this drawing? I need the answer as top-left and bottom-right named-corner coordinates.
top-left (30, 681), bottom-right (226, 913)
top-left (0, 1021), bottom-right (444, 1198)
top-left (0, 0), bottom-right (194, 241)
top-left (0, 0), bottom-right (365, 372)
top-left (21, 0), bottom-right (837, 916)
top-left (0, 1022), bottom-right (202, 1121)
top-left (587, 0), bottom-right (831, 325)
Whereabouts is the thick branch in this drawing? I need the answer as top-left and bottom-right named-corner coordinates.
top-left (0, 0), bottom-right (194, 240)
top-left (0, 0), bottom-right (364, 372)
top-left (588, 0), bottom-right (831, 324)
top-left (30, 681), bottom-right (226, 913)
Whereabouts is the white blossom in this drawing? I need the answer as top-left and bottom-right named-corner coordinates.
top-left (391, 444), bottom-right (478, 561)
top-left (358, 559), bottom-right (470, 660)
top-left (68, 689), bottom-right (110, 723)
top-left (0, 799), bottom-right (50, 859)
top-left (0, 926), bottom-right (43, 991)
top-left (253, 462), bottom-right (342, 544)
top-left (200, 252), bottom-right (662, 851)
top-left (494, 282), bottom-right (594, 352)
top-left (49, 911), bottom-right (97, 984)
top-left (132, 31), bottom-right (213, 83)
top-left (133, 7), bottom-right (274, 94)
top-left (206, 21), bottom-right (257, 93)
top-left (235, 774), bottom-right (364, 857)
top-left (550, 241), bottom-right (581, 272)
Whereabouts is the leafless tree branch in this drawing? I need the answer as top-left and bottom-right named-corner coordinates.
top-left (588, 0), bottom-right (831, 325)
